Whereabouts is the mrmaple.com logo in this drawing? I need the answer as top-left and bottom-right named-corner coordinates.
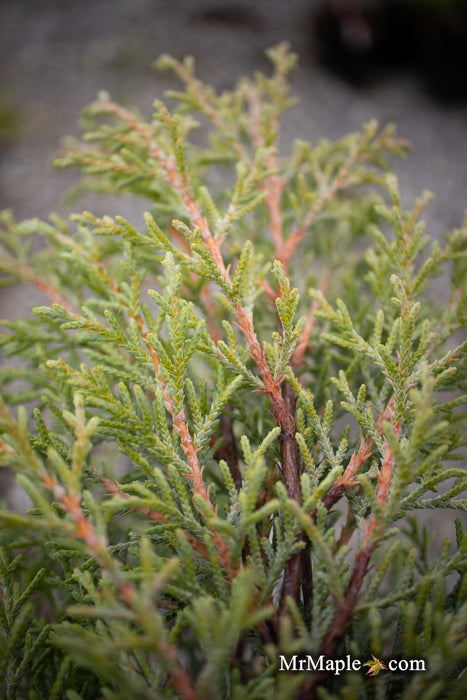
top-left (278, 654), bottom-right (427, 676)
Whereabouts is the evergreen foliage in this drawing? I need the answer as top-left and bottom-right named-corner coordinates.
top-left (0, 44), bottom-right (466, 699)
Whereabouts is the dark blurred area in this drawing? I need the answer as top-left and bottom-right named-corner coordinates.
top-left (314, 0), bottom-right (467, 102)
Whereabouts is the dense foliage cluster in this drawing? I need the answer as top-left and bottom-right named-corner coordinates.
top-left (0, 45), bottom-right (466, 699)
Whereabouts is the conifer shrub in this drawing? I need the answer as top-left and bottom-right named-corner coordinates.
top-left (0, 44), bottom-right (466, 699)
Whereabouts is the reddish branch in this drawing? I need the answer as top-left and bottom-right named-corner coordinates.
top-left (322, 435), bottom-right (373, 511)
top-left (41, 473), bottom-right (108, 558)
top-left (365, 419), bottom-right (400, 541)
top-left (133, 317), bottom-right (240, 584)
top-left (132, 312), bottom-right (213, 510)
top-left (323, 396), bottom-right (397, 512)
top-left (99, 99), bottom-right (231, 284)
top-left (297, 541), bottom-right (376, 699)
top-left (18, 262), bottom-right (78, 316)
top-left (276, 381), bottom-right (304, 613)
top-left (234, 306), bottom-right (303, 551)
top-left (246, 84), bottom-right (289, 268)
top-left (298, 414), bottom-right (400, 699)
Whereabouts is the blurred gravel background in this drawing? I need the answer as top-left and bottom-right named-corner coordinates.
top-left (0, 0), bottom-right (466, 522)
top-left (1, 0), bottom-right (467, 245)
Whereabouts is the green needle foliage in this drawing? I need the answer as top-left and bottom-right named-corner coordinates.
top-left (0, 44), bottom-right (466, 699)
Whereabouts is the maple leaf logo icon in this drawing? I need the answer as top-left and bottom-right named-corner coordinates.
top-left (363, 655), bottom-right (387, 676)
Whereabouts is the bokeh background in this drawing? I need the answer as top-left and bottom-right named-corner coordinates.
top-left (1, 0), bottom-right (466, 521)
top-left (2, 0), bottom-right (467, 236)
